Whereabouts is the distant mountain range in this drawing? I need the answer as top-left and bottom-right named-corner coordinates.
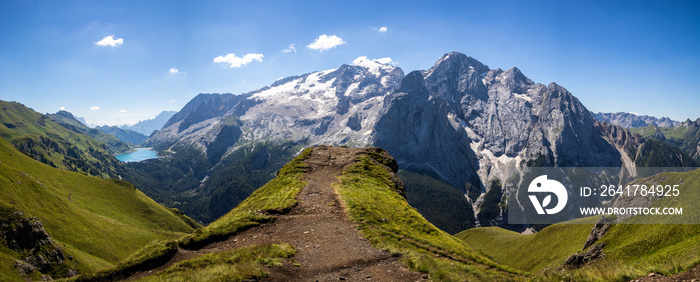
top-left (592, 111), bottom-right (681, 128)
top-left (121, 110), bottom-right (177, 136)
top-left (72, 110), bottom-right (175, 146)
top-left (95, 125), bottom-right (148, 146)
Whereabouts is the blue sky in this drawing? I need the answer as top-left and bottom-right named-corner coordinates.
top-left (1, 0), bottom-right (699, 125)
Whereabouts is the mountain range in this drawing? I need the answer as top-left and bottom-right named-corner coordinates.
top-left (59, 111), bottom-right (173, 147)
top-left (139, 52), bottom-right (698, 229)
top-left (121, 110), bottom-right (177, 136)
top-left (593, 111), bottom-right (681, 128)
top-left (95, 125), bottom-right (148, 146)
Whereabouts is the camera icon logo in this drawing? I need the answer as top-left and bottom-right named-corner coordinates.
top-left (528, 175), bottom-right (568, 215)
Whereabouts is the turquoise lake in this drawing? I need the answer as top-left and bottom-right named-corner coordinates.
top-left (115, 148), bottom-right (158, 162)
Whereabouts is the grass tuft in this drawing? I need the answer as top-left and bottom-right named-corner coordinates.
top-left (140, 243), bottom-right (295, 282)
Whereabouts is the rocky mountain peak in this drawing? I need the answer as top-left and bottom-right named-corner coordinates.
top-left (431, 52), bottom-right (489, 74)
top-left (398, 71), bottom-right (427, 95)
top-left (53, 110), bottom-right (76, 120)
top-left (498, 67), bottom-right (534, 93)
top-left (422, 52), bottom-right (490, 106)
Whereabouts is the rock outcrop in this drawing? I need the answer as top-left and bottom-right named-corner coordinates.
top-left (0, 206), bottom-right (76, 279)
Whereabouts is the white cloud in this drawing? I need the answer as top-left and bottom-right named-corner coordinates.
top-left (90, 106), bottom-right (100, 111)
top-left (169, 67), bottom-right (180, 74)
top-left (94, 35), bottom-right (124, 47)
top-left (213, 53), bottom-right (264, 68)
top-left (306, 34), bottom-right (346, 51)
top-left (379, 26), bottom-right (388, 32)
top-left (170, 99), bottom-right (176, 103)
top-left (283, 44), bottom-right (297, 53)
top-left (118, 109), bottom-right (127, 113)
top-left (59, 106), bottom-right (66, 111)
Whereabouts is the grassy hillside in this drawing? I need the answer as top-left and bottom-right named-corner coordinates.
top-left (457, 168), bottom-right (700, 281)
top-left (47, 111), bottom-right (132, 154)
top-left (631, 121), bottom-right (700, 160)
top-left (0, 137), bottom-right (197, 280)
top-left (456, 217), bottom-right (596, 272)
top-left (336, 154), bottom-right (521, 281)
top-left (0, 101), bottom-right (124, 178)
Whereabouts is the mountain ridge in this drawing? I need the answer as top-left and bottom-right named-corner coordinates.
top-left (46, 110), bottom-right (132, 154)
top-left (121, 110), bottom-right (177, 136)
top-left (593, 111), bottom-right (681, 128)
top-left (0, 101), bottom-right (125, 178)
top-left (95, 125), bottom-right (148, 146)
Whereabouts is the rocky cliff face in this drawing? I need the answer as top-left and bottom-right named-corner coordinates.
top-left (372, 53), bottom-right (624, 226)
top-left (595, 121), bottom-right (645, 167)
top-left (145, 52), bottom-right (632, 227)
top-left (373, 70), bottom-right (481, 197)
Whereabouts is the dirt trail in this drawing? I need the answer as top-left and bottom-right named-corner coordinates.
top-left (129, 146), bottom-right (425, 281)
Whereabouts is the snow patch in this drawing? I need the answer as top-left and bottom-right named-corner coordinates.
top-left (249, 68), bottom-right (339, 118)
top-left (458, 118), bottom-right (467, 129)
top-left (352, 56), bottom-right (395, 78)
top-left (513, 93), bottom-right (532, 102)
top-left (345, 82), bottom-right (360, 96)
